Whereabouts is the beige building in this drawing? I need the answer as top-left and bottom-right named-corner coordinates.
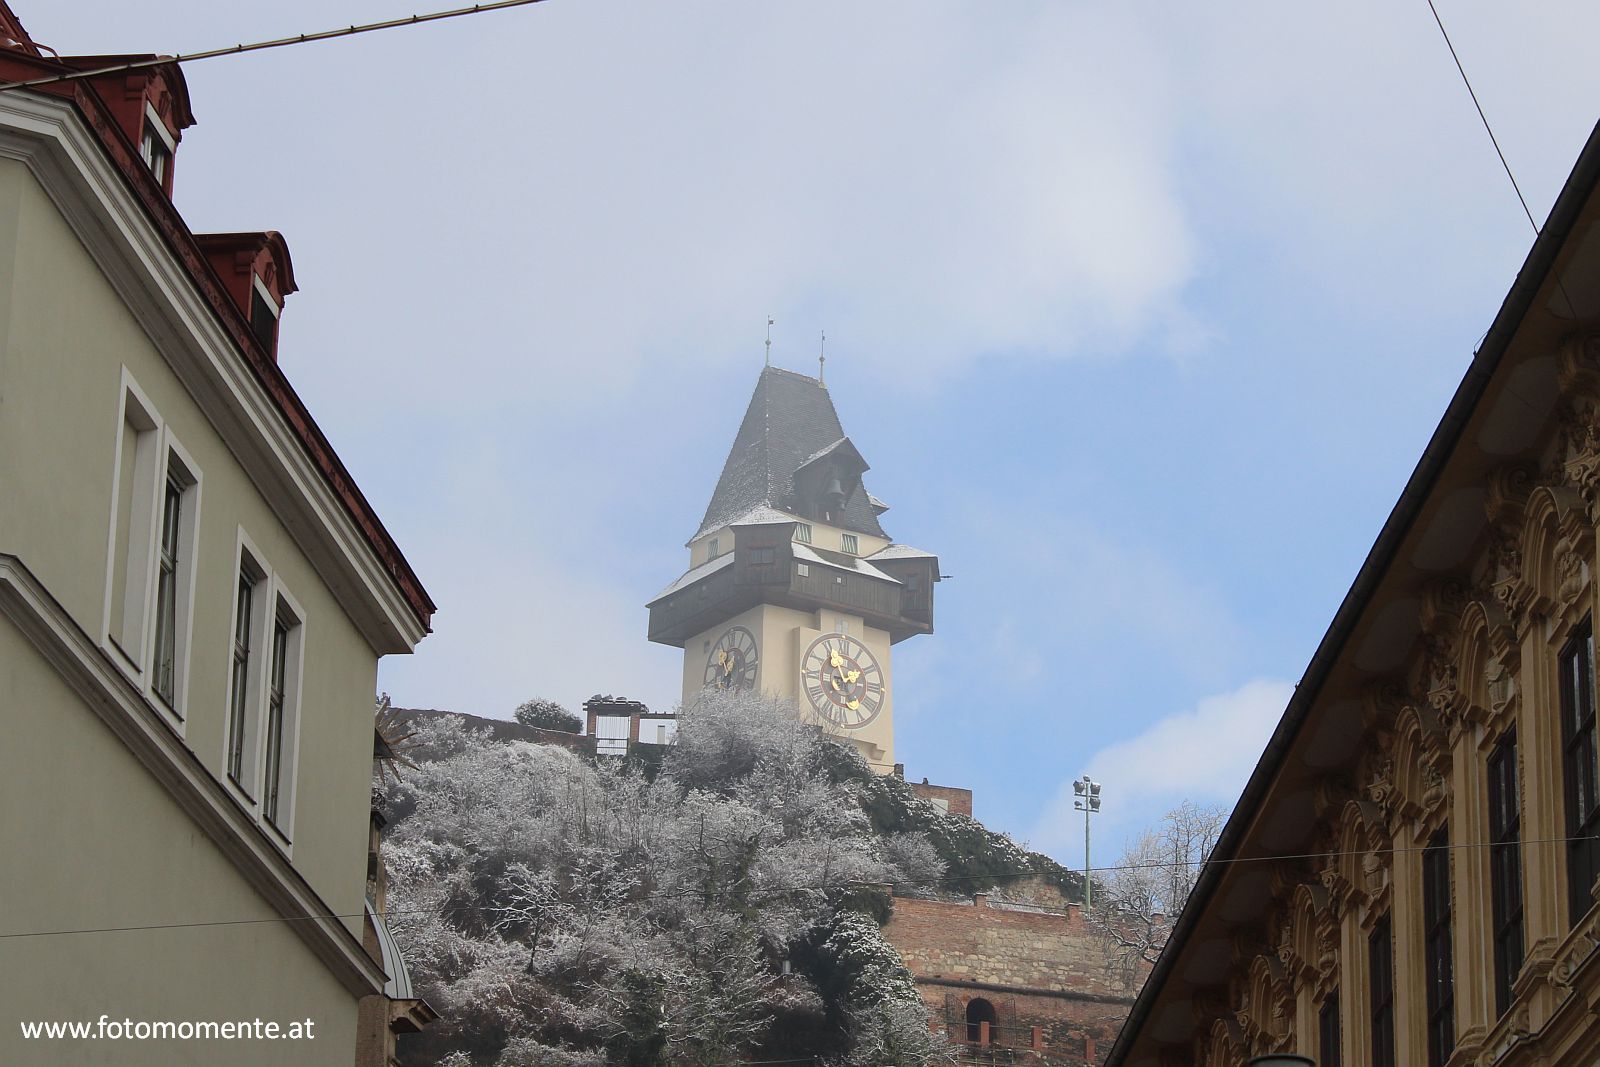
top-left (0, 7), bottom-right (435, 1065)
top-left (647, 364), bottom-right (941, 769)
top-left (1109, 121), bottom-right (1600, 1067)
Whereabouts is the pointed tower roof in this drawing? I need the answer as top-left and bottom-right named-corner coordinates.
top-left (694, 365), bottom-right (889, 541)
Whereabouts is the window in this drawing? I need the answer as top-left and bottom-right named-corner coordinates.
top-left (841, 533), bottom-right (859, 554)
top-left (1370, 915), bottom-right (1395, 1067)
top-left (226, 560), bottom-right (262, 789)
top-left (225, 541), bottom-right (305, 842)
top-left (151, 475), bottom-right (182, 706)
top-left (797, 563), bottom-right (809, 577)
top-left (835, 618), bottom-right (848, 635)
top-left (793, 523), bottom-right (812, 544)
top-left (250, 274), bottom-right (279, 354)
top-left (137, 103), bottom-right (175, 188)
top-left (104, 377), bottom-right (200, 721)
top-left (750, 546), bottom-right (775, 565)
top-left (262, 600), bottom-right (302, 831)
top-left (1423, 826), bottom-right (1455, 1066)
top-left (1488, 732), bottom-right (1525, 1016)
top-left (707, 537), bottom-right (720, 561)
top-left (108, 391), bottom-right (159, 665)
top-left (1319, 988), bottom-right (1341, 1067)
top-left (1562, 620), bottom-right (1600, 925)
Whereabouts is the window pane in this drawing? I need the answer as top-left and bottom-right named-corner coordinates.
top-left (227, 571), bottom-right (254, 786)
top-left (264, 617), bottom-right (288, 825)
top-left (152, 478), bottom-right (181, 707)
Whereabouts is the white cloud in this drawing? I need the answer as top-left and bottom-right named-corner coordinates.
top-left (1084, 677), bottom-right (1292, 801)
top-left (1030, 678), bottom-right (1291, 864)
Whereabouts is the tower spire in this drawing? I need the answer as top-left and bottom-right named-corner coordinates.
top-left (818, 330), bottom-right (826, 385)
top-left (765, 317), bottom-right (773, 367)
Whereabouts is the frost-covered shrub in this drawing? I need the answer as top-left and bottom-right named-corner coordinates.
top-left (383, 690), bottom-right (948, 1067)
top-left (513, 698), bottom-right (582, 734)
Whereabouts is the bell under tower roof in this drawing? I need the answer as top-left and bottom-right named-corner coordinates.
top-left (694, 365), bottom-right (889, 542)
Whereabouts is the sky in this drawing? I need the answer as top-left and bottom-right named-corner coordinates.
top-left (26, 0), bottom-right (1600, 872)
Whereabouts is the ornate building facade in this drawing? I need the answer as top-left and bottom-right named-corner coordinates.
top-left (647, 364), bottom-right (940, 769)
top-left (1109, 122), bottom-right (1600, 1067)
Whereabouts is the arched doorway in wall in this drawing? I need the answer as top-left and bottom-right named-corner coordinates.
top-left (965, 997), bottom-right (998, 1043)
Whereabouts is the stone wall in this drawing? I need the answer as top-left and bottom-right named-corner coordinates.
top-left (883, 894), bottom-right (1145, 1065)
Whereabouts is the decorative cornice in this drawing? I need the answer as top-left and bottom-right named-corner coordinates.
top-left (0, 554), bottom-right (386, 998)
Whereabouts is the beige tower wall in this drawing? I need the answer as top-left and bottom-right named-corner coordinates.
top-left (681, 604), bottom-right (895, 770)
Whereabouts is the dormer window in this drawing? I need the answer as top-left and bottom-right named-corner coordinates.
top-left (841, 533), bottom-right (859, 555)
top-left (138, 103), bottom-right (174, 188)
top-left (706, 537), bottom-right (719, 561)
top-left (250, 274), bottom-right (280, 354)
top-left (793, 523), bottom-right (813, 545)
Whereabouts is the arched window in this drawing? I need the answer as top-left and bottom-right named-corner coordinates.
top-left (965, 997), bottom-right (997, 1043)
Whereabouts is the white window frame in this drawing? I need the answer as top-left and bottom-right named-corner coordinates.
top-left (261, 584), bottom-right (305, 844)
top-left (225, 533), bottom-right (270, 804)
top-left (138, 102), bottom-right (174, 184)
top-left (100, 368), bottom-right (202, 732)
top-left (251, 273), bottom-right (281, 321)
top-left (841, 532), bottom-right (859, 555)
top-left (222, 528), bottom-right (305, 852)
top-left (707, 536), bottom-right (719, 561)
top-left (151, 437), bottom-right (201, 720)
top-left (793, 523), bottom-right (813, 545)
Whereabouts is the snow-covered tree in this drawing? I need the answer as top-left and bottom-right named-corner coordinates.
top-left (381, 690), bottom-right (952, 1066)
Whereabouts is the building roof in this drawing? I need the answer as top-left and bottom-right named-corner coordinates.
top-left (694, 365), bottom-right (889, 542)
top-left (0, 2), bottom-right (434, 634)
top-left (865, 543), bottom-right (938, 563)
top-left (1107, 116), bottom-right (1600, 1066)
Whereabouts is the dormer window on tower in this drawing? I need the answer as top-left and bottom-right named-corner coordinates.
top-left (138, 103), bottom-right (174, 186)
top-left (841, 533), bottom-right (858, 555)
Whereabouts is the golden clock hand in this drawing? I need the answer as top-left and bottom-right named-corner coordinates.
top-left (846, 698), bottom-right (861, 711)
top-left (844, 669), bottom-right (861, 684)
top-left (830, 651), bottom-right (845, 669)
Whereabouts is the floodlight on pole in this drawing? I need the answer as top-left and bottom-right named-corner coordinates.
top-left (1072, 775), bottom-right (1102, 912)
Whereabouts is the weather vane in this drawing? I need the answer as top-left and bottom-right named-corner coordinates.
top-left (818, 330), bottom-right (826, 384)
top-left (765, 317), bottom-right (773, 367)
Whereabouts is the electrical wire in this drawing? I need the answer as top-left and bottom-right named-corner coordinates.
top-left (3, 829), bottom-right (1593, 939)
top-left (1424, 0), bottom-right (1538, 236)
top-left (0, 0), bottom-right (553, 95)
top-left (1423, 0), bottom-right (1583, 320)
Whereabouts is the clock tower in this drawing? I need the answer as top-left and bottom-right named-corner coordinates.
top-left (647, 364), bottom-right (940, 770)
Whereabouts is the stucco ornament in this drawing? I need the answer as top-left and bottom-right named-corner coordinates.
top-left (1421, 760), bottom-right (1449, 815)
top-left (1556, 537), bottom-right (1588, 605)
top-left (1367, 759), bottom-right (1398, 816)
top-left (1362, 850), bottom-right (1387, 897)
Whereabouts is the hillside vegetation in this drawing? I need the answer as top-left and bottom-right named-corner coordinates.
top-left (382, 690), bottom-right (1078, 1066)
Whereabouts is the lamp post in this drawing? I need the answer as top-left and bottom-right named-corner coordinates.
top-left (1072, 775), bottom-right (1101, 912)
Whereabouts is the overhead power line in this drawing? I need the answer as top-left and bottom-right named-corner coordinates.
top-left (1424, 0), bottom-right (1539, 236)
top-left (0, 0), bottom-right (554, 95)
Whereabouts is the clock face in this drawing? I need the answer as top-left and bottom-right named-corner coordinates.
top-left (705, 626), bottom-right (759, 691)
top-left (800, 633), bottom-right (885, 730)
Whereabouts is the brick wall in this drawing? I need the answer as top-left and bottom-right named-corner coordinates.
top-left (908, 780), bottom-right (973, 817)
top-left (883, 894), bottom-right (1146, 1066)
